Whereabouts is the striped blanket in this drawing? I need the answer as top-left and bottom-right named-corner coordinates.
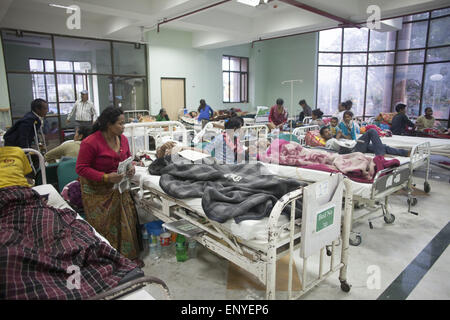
top-left (0, 186), bottom-right (137, 300)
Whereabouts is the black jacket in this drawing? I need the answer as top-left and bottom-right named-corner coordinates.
top-left (3, 112), bottom-right (42, 148)
top-left (391, 113), bottom-right (415, 135)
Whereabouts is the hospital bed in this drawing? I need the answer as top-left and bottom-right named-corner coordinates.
top-left (126, 121), bottom-right (353, 300)
top-left (379, 134), bottom-right (450, 158)
top-left (192, 121), bottom-right (269, 145)
top-left (3, 148), bottom-right (171, 300)
top-left (283, 130), bottom-right (432, 245)
top-left (124, 121), bottom-right (189, 156)
top-left (124, 110), bottom-right (150, 123)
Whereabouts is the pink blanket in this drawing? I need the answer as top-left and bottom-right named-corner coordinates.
top-left (261, 139), bottom-right (399, 183)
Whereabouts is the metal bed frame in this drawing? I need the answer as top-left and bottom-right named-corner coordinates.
top-left (124, 109), bottom-right (150, 123)
top-left (125, 121), bottom-right (352, 299)
top-left (124, 121), bottom-right (189, 156)
top-left (19, 148), bottom-right (171, 300)
top-left (284, 130), bottom-right (432, 246)
top-left (132, 172), bottom-right (352, 300)
top-left (192, 121), bottom-right (269, 145)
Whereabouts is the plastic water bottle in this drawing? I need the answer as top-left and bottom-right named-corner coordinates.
top-left (149, 234), bottom-right (161, 260)
top-left (175, 234), bottom-right (188, 262)
top-left (187, 238), bottom-right (197, 259)
top-left (142, 227), bottom-right (148, 241)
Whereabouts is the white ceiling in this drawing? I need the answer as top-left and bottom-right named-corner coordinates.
top-left (1, 0), bottom-right (449, 49)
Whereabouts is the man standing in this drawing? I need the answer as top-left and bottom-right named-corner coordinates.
top-left (4, 98), bottom-right (49, 149)
top-left (66, 90), bottom-right (97, 126)
top-left (298, 99), bottom-right (312, 123)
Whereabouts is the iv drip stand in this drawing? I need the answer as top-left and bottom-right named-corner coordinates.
top-left (281, 79), bottom-right (303, 119)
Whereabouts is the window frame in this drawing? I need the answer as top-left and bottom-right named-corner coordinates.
top-left (1, 28), bottom-right (149, 143)
top-left (222, 55), bottom-right (249, 103)
top-left (316, 7), bottom-right (450, 121)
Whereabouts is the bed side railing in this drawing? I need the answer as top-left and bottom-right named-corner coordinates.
top-left (123, 110), bottom-right (150, 123)
top-left (88, 275), bottom-right (171, 300)
top-left (124, 121), bottom-right (188, 156)
top-left (23, 148), bottom-right (47, 185)
top-left (292, 125), bottom-right (320, 138)
top-left (266, 174), bottom-right (350, 299)
top-left (409, 141), bottom-right (431, 171)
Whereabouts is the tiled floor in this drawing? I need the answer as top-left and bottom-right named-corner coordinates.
top-left (140, 166), bottom-right (450, 300)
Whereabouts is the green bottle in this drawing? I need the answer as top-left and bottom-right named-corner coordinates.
top-left (175, 234), bottom-right (188, 262)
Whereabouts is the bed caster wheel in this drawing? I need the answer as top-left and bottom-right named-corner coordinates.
top-left (407, 198), bottom-right (418, 206)
top-left (369, 221), bottom-right (374, 229)
top-left (340, 281), bottom-right (351, 293)
top-left (349, 235), bottom-right (362, 246)
top-left (424, 182), bottom-right (431, 193)
top-left (384, 214), bottom-right (395, 224)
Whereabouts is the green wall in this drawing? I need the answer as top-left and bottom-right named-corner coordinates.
top-left (147, 29), bottom-right (317, 115)
top-left (0, 28), bottom-right (318, 126)
top-left (259, 33), bottom-right (317, 117)
top-left (147, 29), bottom-right (257, 114)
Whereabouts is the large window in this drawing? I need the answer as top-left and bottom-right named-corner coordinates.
top-left (317, 7), bottom-right (450, 124)
top-left (1, 29), bottom-right (148, 146)
top-left (222, 55), bottom-right (248, 103)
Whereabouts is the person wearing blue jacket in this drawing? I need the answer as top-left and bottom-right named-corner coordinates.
top-left (4, 99), bottom-right (49, 148)
top-left (338, 110), bottom-right (359, 140)
top-left (197, 99), bottom-right (214, 126)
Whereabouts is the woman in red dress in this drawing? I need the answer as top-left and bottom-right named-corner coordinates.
top-left (76, 107), bottom-right (143, 267)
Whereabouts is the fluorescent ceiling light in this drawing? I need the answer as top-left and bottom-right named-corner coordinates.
top-left (49, 3), bottom-right (77, 11)
top-left (237, 0), bottom-right (267, 7)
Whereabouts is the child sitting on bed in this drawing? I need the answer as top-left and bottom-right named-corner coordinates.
top-left (0, 146), bottom-right (34, 189)
top-left (319, 127), bottom-right (410, 157)
top-left (204, 116), bottom-right (245, 164)
top-left (329, 117), bottom-right (340, 138)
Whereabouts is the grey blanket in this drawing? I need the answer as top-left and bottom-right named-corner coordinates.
top-left (158, 160), bottom-right (306, 223)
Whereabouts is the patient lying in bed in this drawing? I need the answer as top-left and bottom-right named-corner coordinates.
top-left (0, 146), bottom-right (34, 189)
top-left (320, 128), bottom-right (410, 157)
top-left (260, 138), bottom-right (400, 183)
top-left (0, 147), bottom-right (139, 299)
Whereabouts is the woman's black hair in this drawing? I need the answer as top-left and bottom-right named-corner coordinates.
top-left (344, 100), bottom-right (353, 109)
top-left (225, 116), bottom-right (243, 130)
top-left (424, 107), bottom-right (433, 113)
top-left (343, 110), bottom-right (354, 118)
top-left (92, 106), bottom-right (124, 133)
top-left (159, 108), bottom-right (169, 120)
top-left (312, 109), bottom-right (324, 118)
top-left (395, 103), bottom-right (406, 113)
top-left (276, 98), bottom-right (284, 105)
top-left (31, 98), bottom-right (48, 112)
top-left (198, 99), bottom-right (206, 111)
top-left (76, 126), bottom-right (92, 141)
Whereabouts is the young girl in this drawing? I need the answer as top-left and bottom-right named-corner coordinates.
top-left (338, 110), bottom-right (359, 140)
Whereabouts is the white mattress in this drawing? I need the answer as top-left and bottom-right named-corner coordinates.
top-left (378, 135), bottom-right (450, 157)
top-left (133, 166), bottom-right (290, 249)
top-left (32, 184), bottom-right (111, 245)
top-left (261, 155), bottom-right (410, 199)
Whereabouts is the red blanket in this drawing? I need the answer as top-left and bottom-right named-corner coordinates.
top-left (261, 139), bottom-right (400, 183)
top-left (0, 186), bottom-right (137, 299)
